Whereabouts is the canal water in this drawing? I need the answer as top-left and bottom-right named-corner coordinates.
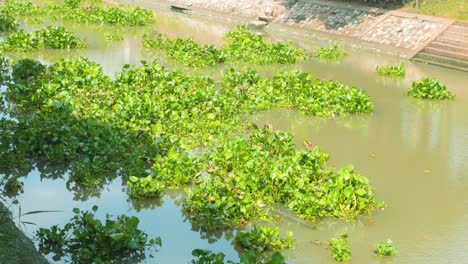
top-left (1, 4), bottom-right (468, 264)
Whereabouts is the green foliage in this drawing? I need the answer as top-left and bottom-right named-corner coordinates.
top-left (234, 226), bottom-right (294, 253)
top-left (11, 59), bottom-right (47, 83)
top-left (376, 63), bottom-right (406, 77)
top-left (143, 34), bottom-right (224, 67)
top-left (313, 43), bottom-right (348, 61)
top-left (407, 78), bottom-right (455, 100)
top-left (374, 239), bottom-right (398, 256)
top-left (329, 234), bottom-right (351, 262)
top-left (127, 175), bottom-right (165, 199)
top-left (105, 32), bottom-right (124, 41)
top-left (63, 0), bottom-right (83, 9)
top-left (192, 249), bottom-right (227, 264)
top-left (184, 127), bottom-right (383, 230)
top-left (36, 206), bottom-right (161, 263)
top-left (0, 0), bottom-right (154, 26)
top-left (0, 26), bottom-right (86, 51)
top-left (0, 0), bottom-right (44, 17)
top-left (221, 68), bottom-right (374, 116)
top-left (191, 249), bottom-right (286, 264)
top-left (223, 26), bottom-right (307, 64)
top-left (2, 57), bottom-right (382, 242)
top-left (0, 11), bottom-right (18, 32)
top-left (151, 147), bottom-right (205, 187)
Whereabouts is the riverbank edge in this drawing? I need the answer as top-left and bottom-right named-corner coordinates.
top-left (109, 0), bottom-right (462, 59)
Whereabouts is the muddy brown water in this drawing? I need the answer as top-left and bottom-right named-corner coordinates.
top-left (1, 6), bottom-right (468, 264)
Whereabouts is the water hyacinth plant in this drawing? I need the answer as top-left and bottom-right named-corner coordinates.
top-left (0, 11), bottom-right (18, 32)
top-left (0, 26), bottom-right (86, 51)
top-left (407, 78), bottom-right (455, 100)
top-left (376, 63), bottom-right (406, 77)
top-left (234, 226), bottom-right (294, 253)
top-left (374, 239), bottom-right (398, 256)
top-left (0, 0), bottom-right (155, 26)
top-left (313, 43), bottom-right (348, 62)
top-left (183, 127), bottom-right (384, 230)
top-left (223, 25), bottom-right (308, 64)
top-left (221, 68), bottom-right (374, 116)
top-left (0, 55), bottom-right (385, 263)
top-left (36, 206), bottom-right (161, 263)
top-left (191, 249), bottom-right (286, 264)
top-left (329, 234), bottom-right (351, 262)
top-left (143, 34), bottom-right (224, 67)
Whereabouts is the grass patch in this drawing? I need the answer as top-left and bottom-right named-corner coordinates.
top-left (404, 0), bottom-right (468, 20)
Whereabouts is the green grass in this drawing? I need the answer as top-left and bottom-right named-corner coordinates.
top-left (403, 0), bottom-right (468, 20)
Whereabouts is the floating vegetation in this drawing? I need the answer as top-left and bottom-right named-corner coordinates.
top-left (0, 0), bottom-right (154, 26)
top-left (104, 32), bottom-right (124, 41)
top-left (191, 249), bottom-right (286, 264)
top-left (36, 206), bottom-right (161, 263)
top-left (407, 78), bottom-right (455, 100)
top-left (127, 175), bottom-right (165, 199)
top-left (183, 127), bottom-right (383, 230)
top-left (374, 239), bottom-right (398, 256)
top-left (143, 26), bottom-right (307, 67)
top-left (329, 234), bottom-right (351, 262)
top-left (234, 226), bottom-right (294, 254)
top-left (0, 11), bottom-right (18, 32)
top-left (143, 34), bottom-right (224, 67)
top-left (376, 63), bottom-right (406, 77)
top-left (223, 26), bottom-right (308, 64)
top-left (0, 26), bottom-right (86, 51)
top-left (221, 68), bottom-right (374, 116)
top-left (313, 43), bottom-right (348, 62)
top-left (1, 56), bottom-right (383, 262)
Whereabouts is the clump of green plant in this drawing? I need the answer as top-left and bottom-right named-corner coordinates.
top-left (191, 249), bottom-right (286, 264)
top-left (0, 26), bottom-right (86, 51)
top-left (329, 234), bottom-right (351, 262)
top-left (374, 239), bottom-right (398, 256)
top-left (0, 0), bottom-right (154, 26)
top-left (223, 25), bottom-right (308, 64)
top-left (151, 147), bottom-right (205, 188)
top-left (376, 63), bottom-right (406, 77)
top-left (36, 206), bottom-right (161, 263)
top-left (105, 32), bottom-right (124, 41)
top-left (0, 11), bottom-right (18, 32)
top-left (407, 78), bottom-right (455, 100)
top-left (127, 175), bottom-right (165, 199)
top-left (11, 59), bottom-right (47, 83)
top-left (184, 127), bottom-right (383, 230)
top-left (221, 68), bottom-right (374, 116)
top-left (313, 43), bottom-right (347, 61)
top-left (234, 226), bottom-right (294, 253)
top-left (143, 34), bottom-right (224, 67)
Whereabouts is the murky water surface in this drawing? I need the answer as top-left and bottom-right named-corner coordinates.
top-left (1, 5), bottom-right (468, 264)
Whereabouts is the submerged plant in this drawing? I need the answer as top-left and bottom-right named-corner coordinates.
top-left (0, 26), bottom-right (86, 51)
top-left (234, 226), bottom-right (294, 253)
top-left (329, 234), bottom-right (351, 262)
top-left (407, 78), bottom-right (455, 100)
top-left (223, 26), bottom-right (308, 64)
top-left (313, 43), bottom-right (347, 61)
top-left (376, 63), bottom-right (406, 77)
top-left (36, 206), bottom-right (161, 263)
top-left (374, 239), bottom-right (398, 256)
